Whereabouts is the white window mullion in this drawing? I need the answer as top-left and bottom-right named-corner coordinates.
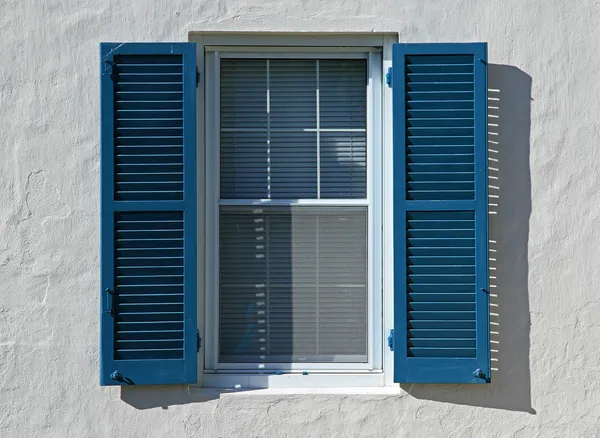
top-left (218, 198), bottom-right (370, 206)
top-left (316, 59), bottom-right (321, 199)
top-left (267, 59), bottom-right (271, 200)
top-left (220, 128), bottom-right (366, 133)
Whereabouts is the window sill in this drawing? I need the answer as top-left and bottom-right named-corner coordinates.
top-left (199, 372), bottom-right (389, 390)
top-left (191, 386), bottom-right (403, 396)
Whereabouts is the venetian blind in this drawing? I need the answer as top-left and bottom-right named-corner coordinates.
top-left (218, 58), bottom-right (368, 363)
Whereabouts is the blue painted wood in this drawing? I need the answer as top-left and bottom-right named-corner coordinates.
top-left (100, 42), bottom-right (197, 386)
top-left (393, 44), bottom-right (409, 381)
top-left (100, 43), bottom-right (116, 386)
top-left (473, 42), bottom-right (491, 385)
top-left (181, 40), bottom-right (198, 386)
top-left (393, 43), bottom-right (489, 384)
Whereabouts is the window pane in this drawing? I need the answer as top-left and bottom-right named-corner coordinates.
top-left (220, 59), bottom-right (268, 130)
top-left (270, 60), bottom-right (317, 130)
top-left (219, 206), bottom-right (368, 363)
top-left (220, 131), bottom-right (269, 198)
top-left (270, 131), bottom-right (317, 198)
top-left (319, 59), bottom-right (367, 129)
top-left (320, 131), bottom-right (366, 198)
top-left (219, 58), bottom-right (367, 200)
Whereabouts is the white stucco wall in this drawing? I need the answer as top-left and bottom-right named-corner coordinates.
top-left (1, 0), bottom-right (600, 436)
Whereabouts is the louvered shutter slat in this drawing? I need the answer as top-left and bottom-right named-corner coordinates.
top-left (100, 42), bottom-right (197, 386)
top-left (393, 43), bottom-right (489, 384)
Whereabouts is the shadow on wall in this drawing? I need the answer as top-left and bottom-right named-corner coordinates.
top-left (120, 386), bottom-right (223, 409)
top-left (401, 64), bottom-right (534, 414)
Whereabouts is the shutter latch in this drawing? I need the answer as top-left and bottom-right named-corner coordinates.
top-left (387, 329), bottom-right (394, 351)
top-left (473, 368), bottom-right (490, 383)
top-left (385, 67), bottom-right (393, 88)
top-left (196, 68), bottom-right (200, 87)
top-left (196, 330), bottom-right (202, 352)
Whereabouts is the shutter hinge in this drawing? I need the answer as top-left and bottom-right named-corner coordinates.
top-left (387, 329), bottom-right (394, 351)
top-left (385, 67), bottom-right (393, 88)
top-left (105, 288), bottom-right (115, 317)
top-left (473, 368), bottom-right (490, 383)
top-left (196, 330), bottom-right (202, 352)
top-left (110, 370), bottom-right (135, 385)
top-left (196, 68), bottom-right (200, 87)
top-left (479, 58), bottom-right (488, 65)
top-left (103, 60), bottom-right (115, 82)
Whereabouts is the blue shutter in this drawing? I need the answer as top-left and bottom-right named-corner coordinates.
top-left (100, 43), bottom-right (197, 385)
top-left (392, 43), bottom-right (489, 383)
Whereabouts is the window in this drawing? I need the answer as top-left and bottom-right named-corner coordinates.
top-left (205, 51), bottom-right (382, 373)
top-left (99, 38), bottom-right (490, 388)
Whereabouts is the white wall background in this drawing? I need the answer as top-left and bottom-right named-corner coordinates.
top-left (1, 0), bottom-right (599, 436)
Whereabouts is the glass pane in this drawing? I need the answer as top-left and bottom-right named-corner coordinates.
top-left (219, 206), bottom-right (368, 363)
top-left (219, 58), bottom-right (367, 200)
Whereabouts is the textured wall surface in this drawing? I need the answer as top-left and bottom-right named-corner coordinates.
top-left (1, 0), bottom-right (599, 437)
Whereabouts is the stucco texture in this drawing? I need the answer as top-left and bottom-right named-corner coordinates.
top-left (1, 0), bottom-right (599, 436)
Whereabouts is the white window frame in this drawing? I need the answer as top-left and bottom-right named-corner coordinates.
top-left (191, 33), bottom-right (396, 389)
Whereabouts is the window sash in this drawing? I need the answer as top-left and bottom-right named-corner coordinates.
top-left (218, 206), bottom-right (369, 363)
top-left (219, 58), bottom-right (367, 201)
